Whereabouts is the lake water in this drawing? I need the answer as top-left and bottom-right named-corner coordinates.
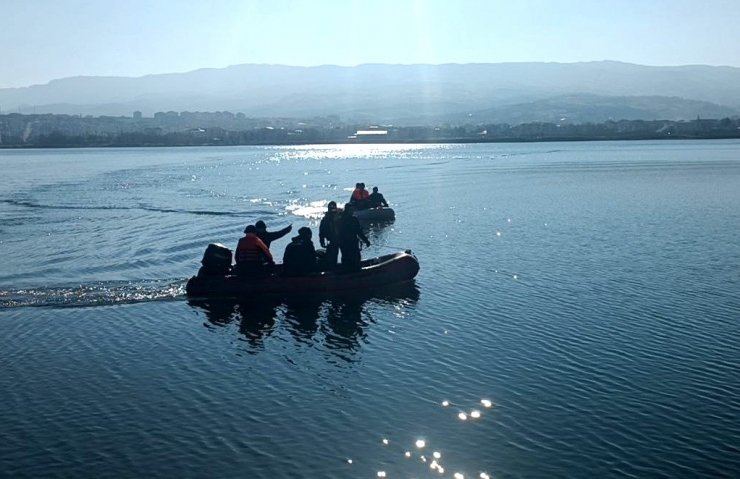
top-left (1, 141), bottom-right (739, 478)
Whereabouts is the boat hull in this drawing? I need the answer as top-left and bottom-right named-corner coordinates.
top-left (186, 251), bottom-right (419, 297)
top-left (353, 207), bottom-right (395, 221)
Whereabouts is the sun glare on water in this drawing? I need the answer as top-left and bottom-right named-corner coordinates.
top-left (270, 143), bottom-right (450, 161)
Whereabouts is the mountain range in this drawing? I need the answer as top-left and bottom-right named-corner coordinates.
top-left (2, 61), bottom-right (740, 125)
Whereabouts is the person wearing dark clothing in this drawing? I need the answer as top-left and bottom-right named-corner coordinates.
top-left (235, 225), bottom-right (274, 277)
top-left (367, 186), bottom-right (389, 208)
top-left (255, 220), bottom-right (292, 250)
top-left (337, 203), bottom-right (370, 271)
top-left (282, 227), bottom-right (317, 277)
top-left (319, 201), bottom-right (341, 269)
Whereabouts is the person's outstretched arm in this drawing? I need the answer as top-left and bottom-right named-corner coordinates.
top-left (268, 224), bottom-right (293, 242)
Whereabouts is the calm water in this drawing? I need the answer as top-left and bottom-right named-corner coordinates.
top-left (1, 141), bottom-right (739, 479)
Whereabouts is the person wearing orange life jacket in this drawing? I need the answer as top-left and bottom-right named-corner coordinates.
top-left (235, 225), bottom-right (274, 278)
top-left (349, 182), bottom-right (370, 210)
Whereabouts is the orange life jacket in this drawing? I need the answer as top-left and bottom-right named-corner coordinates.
top-left (352, 188), bottom-right (369, 201)
top-left (236, 233), bottom-right (272, 263)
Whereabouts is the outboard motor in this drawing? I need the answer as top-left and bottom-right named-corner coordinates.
top-left (197, 243), bottom-right (233, 277)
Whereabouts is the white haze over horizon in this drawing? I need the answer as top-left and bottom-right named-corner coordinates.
top-left (2, 0), bottom-right (740, 89)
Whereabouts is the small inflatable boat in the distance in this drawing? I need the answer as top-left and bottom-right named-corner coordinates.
top-left (186, 250), bottom-right (419, 297)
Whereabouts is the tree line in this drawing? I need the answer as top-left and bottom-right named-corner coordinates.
top-left (1, 113), bottom-right (739, 148)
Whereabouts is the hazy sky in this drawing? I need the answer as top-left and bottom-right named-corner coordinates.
top-left (2, 0), bottom-right (740, 88)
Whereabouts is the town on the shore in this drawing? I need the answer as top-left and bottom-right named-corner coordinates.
top-left (1, 111), bottom-right (739, 148)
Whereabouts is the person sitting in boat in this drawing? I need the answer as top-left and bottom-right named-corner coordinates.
top-left (337, 202), bottom-right (371, 271)
top-left (282, 226), bottom-right (317, 276)
top-left (235, 225), bottom-right (274, 278)
top-left (319, 201), bottom-right (341, 269)
top-left (349, 182), bottom-right (371, 210)
top-left (254, 220), bottom-right (292, 250)
top-left (367, 186), bottom-right (389, 208)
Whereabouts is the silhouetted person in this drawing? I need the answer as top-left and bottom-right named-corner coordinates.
top-left (235, 225), bottom-right (274, 278)
top-left (282, 226), bottom-right (317, 276)
top-left (255, 220), bottom-right (292, 249)
top-left (367, 186), bottom-right (389, 208)
top-left (338, 203), bottom-right (370, 271)
top-left (319, 201), bottom-right (341, 269)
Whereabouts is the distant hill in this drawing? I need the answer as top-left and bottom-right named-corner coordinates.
top-left (1, 62), bottom-right (739, 124)
top-left (451, 94), bottom-right (740, 125)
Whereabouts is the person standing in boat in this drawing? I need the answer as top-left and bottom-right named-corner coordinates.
top-left (282, 227), bottom-right (317, 276)
top-left (235, 225), bottom-right (274, 277)
top-left (319, 201), bottom-right (341, 269)
top-left (349, 183), bottom-right (370, 210)
top-left (337, 202), bottom-right (370, 271)
top-left (254, 220), bottom-right (292, 250)
top-left (367, 186), bottom-right (389, 208)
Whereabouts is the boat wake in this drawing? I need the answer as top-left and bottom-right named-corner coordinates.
top-left (0, 198), bottom-right (269, 218)
top-left (0, 279), bottom-right (187, 309)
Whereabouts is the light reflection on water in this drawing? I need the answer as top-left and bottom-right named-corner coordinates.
top-left (350, 423), bottom-right (497, 479)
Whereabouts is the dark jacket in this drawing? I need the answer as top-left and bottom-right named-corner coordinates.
top-left (368, 192), bottom-right (388, 208)
top-left (256, 224), bottom-right (292, 249)
top-left (282, 236), bottom-right (317, 276)
top-left (319, 211), bottom-right (339, 245)
top-left (338, 214), bottom-right (370, 248)
top-left (337, 213), bottom-right (369, 271)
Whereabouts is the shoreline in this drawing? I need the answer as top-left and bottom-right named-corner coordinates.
top-left (2, 134), bottom-right (740, 149)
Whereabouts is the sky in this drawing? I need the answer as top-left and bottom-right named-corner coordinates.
top-left (2, 0), bottom-right (740, 88)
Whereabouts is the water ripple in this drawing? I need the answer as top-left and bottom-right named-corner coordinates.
top-left (0, 198), bottom-right (271, 218)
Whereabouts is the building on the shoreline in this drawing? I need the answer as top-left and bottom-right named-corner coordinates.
top-left (348, 128), bottom-right (388, 141)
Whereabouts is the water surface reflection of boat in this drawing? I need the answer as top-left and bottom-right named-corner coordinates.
top-left (188, 281), bottom-right (420, 359)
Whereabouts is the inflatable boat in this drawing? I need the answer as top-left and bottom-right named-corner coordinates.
top-left (353, 207), bottom-right (395, 221)
top-left (186, 248), bottom-right (419, 297)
